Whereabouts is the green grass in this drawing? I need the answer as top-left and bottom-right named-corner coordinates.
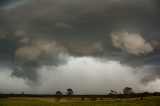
top-left (0, 96), bottom-right (160, 106)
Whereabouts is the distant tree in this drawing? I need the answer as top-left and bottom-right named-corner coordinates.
top-left (110, 90), bottom-right (117, 95)
top-left (56, 91), bottom-right (62, 95)
top-left (142, 92), bottom-right (149, 97)
top-left (154, 92), bottom-right (160, 96)
top-left (109, 90), bottom-right (117, 97)
top-left (66, 88), bottom-right (73, 102)
top-left (123, 87), bottom-right (133, 94)
top-left (55, 91), bottom-right (62, 102)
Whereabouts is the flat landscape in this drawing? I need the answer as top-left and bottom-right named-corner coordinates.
top-left (0, 96), bottom-right (160, 106)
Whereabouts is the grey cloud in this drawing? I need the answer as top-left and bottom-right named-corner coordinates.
top-left (65, 42), bottom-right (105, 56)
top-left (19, 37), bottom-right (30, 44)
top-left (0, 0), bottom-right (160, 92)
top-left (0, 0), bottom-right (27, 10)
top-left (134, 65), bottom-right (160, 85)
top-left (56, 22), bottom-right (72, 30)
top-left (12, 63), bottom-right (40, 83)
top-left (12, 54), bottom-right (69, 83)
top-left (140, 75), bottom-right (156, 85)
top-left (13, 39), bottom-right (66, 82)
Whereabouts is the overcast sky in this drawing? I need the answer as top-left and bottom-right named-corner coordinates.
top-left (0, 0), bottom-right (160, 94)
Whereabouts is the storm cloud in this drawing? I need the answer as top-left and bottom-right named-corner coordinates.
top-left (0, 0), bottom-right (160, 94)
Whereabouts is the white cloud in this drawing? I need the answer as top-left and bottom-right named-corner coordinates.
top-left (0, 57), bottom-right (160, 94)
top-left (0, 68), bottom-right (30, 94)
top-left (36, 56), bottom-right (159, 94)
top-left (111, 31), bottom-right (154, 55)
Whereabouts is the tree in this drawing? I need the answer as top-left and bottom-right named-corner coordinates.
top-left (123, 87), bottom-right (133, 94)
top-left (110, 90), bottom-right (117, 95)
top-left (55, 91), bottom-right (62, 102)
top-left (66, 88), bottom-right (73, 102)
top-left (109, 90), bottom-right (117, 98)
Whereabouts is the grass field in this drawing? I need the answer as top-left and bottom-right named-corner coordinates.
top-left (0, 96), bottom-right (160, 106)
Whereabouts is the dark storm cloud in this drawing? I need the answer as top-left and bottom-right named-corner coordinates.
top-left (12, 63), bottom-right (40, 82)
top-left (0, 0), bottom-right (160, 85)
top-left (0, 0), bottom-right (26, 10)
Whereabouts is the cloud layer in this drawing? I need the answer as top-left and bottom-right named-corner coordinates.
top-left (1, 57), bottom-right (160, 94)
top-left (0, 0), bottom-right (160, 94)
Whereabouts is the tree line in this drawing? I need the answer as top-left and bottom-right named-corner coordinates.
top-left (0, 87), bottom-right (160, 102)
top-left (54, 87), bottom-right (160, 102)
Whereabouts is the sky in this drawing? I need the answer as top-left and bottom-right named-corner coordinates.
top-left (0, 0), bottom-right (160, 94)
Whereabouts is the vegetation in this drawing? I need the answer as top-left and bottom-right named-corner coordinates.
top-left (55, 91), bottom-right (62, 102)
top-left (123, 87), bottom-right (134, 94)
top-left (0, 96), bottom-right (160, 106)
top-left (66, 88), bottom-right (73, 102)
top-left (0, 87), bottom-right (160, 106)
